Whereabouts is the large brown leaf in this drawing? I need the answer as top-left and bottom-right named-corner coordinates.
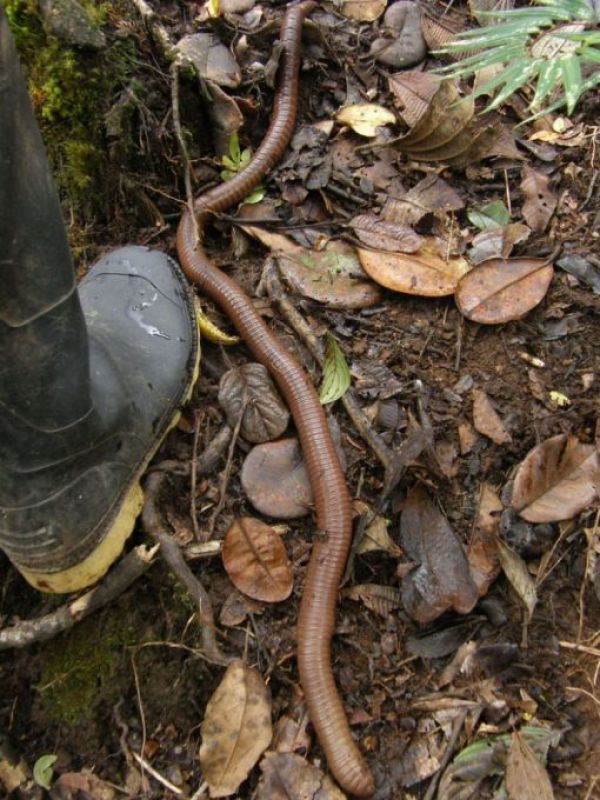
top-left (511, 434), bottom-right (600, 523)
top-left (222, 517), bottom-right (294, 602)
top-left (455, 257), bottom-right (554, 324)
top-left (359, 237), bottom-right (470, 297)
top-left (399, 486), bottom-right (479, 623)
top-left (200, 660), bottom-right (272, 797)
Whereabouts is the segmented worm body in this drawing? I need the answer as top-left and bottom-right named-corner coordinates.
top-left (176, 3), bottom-right (374, 795)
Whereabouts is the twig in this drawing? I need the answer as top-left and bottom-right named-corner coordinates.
top-left (131, 752), bottom-right (183, 796)
top-left (129, 0), bottom-right (176, 60)
top-left (262, 258), bottom-right (394, 470)
top-left (206, 399), bottom-right (246, 540)
top-left (142, 472), bottom-right (230, 665)
top-left (423, 708), bottom-right (471, 800)
top-left (170, 60), bottom-right (201, 244)
top-left (153, 423), bottom-right (233, 476)
top-left (190, 409), bottom-right (203, 538)
top-left (0, 545), bottom-right (157, 650)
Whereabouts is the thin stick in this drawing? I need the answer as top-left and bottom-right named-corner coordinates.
top-left (142, 472), bottom-right (230, 665)
top-left (131, 752), bottom-right (183, 796)
top-left (206, 398), bottom-right (247, 540)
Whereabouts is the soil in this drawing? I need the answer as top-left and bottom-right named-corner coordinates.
top-left (1, 2), bottom-right (600, 799)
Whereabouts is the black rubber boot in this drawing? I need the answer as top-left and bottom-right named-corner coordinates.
top-left (0, 6), bottom-right (199, 592)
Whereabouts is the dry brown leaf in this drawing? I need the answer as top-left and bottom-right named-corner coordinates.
top-left (458, 421), bottom-right (478, 454)
top-left (359, 237), bottom-right (470, 297)
top-left (389, 71), bottom-right (444, 133)
top-left (469, 223), bottom-right (531, 264)
top-left (506, 731), bottom-right (555, 800)
top-left (354, 500), bottom-right (401, 556)
top-left (400, 486), bottom-right (479, 623)
top-left (497, 539), bottom-right (537, 619)
top-left (520, 166), bottom-right (557, 234)
top-left (350, 213), bottom-right (423, 253)
top-left (200, 660), bottom-right (272, 798)
top-left (421, 9), bottom-right (463, 50)
top-left (219, 589), bottom-right (264, 627)
top-left (241, 226), bottom-right (381, 309)
top-left (344, 583), bottom-right (402, 616)
top-left (511, 434), bottom-right (600, 523)
top-left (222, 517), bottom-right (293, 602)
top-left (257, 752), bottom-right (346, 800)
top-left (339, 0), bottom-right (386, 21)
top-left (219, 363), bottom-right (289, 444)
top-left (472, 389), bottom-right (511, 446)
top-left (468, 483), bottom-right (502, 595)
top-left (455, 257), bottom-right (554, 324)
top-left (51, 771), bottom-right (116, 800)
top-left (336, 103), bottom-right (396, 137)
top-left (384, 175), bottom-right (464, 227)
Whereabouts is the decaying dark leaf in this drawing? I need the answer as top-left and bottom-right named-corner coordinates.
top-left (359, 237), bottom-right (470, 297)
top-left (219, 363), bottom-right (290, 444)
top-left (200, 660), bottom-right (272, 798)
top-left (506, 731), bottom-right (555, 800)
top-left (241, 226), bottom-right (381, 309)
top-left (257, 752), bottom-right (345, 800)
top-left (520, 166), bottom-right (557, 234)
top-left (467, 483), bottom-right (502, 596)
top-left (472, 388), bottom-right (512, 445)
top-left (399, 486), bottom-right (479, 623)
top-left (455, 257), bottom-right (554, 324)
top-left (511, 434), bottom-right (600, 523)
top-left (241, 437), bottom-right (312, 519)
top-left (384, 174), bottom-right (464, 227)
top-left (222, 517), bottom-right (293, 602)
top-left (344, 583), bottom-right (402, 616)
top-left (219, 589), bottom-right (265, 627)
top-left (350, 213), bottom-right (423, 252)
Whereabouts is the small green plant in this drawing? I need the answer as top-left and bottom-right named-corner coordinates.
top-left (437, 0), bottom-right (600, 117)
top-left (221, 132), bottom-right (265, 204)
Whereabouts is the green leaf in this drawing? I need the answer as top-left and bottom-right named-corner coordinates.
top-left (559, 53), bottom-right (584, 112)
top-left (485, 61), bottom-right (539, 111)
top-left (220, 169), bottom-right (235, 182)
top-left (244, 186), bottom-right (266, 204)
top-left (33, 754), bottom-right (57, 790)
top-left (207, 0), bottom-right (220, 17)
top-left (221, 155), bottom-right (237, 171)
top-left (319, 334), bottom-right (351, 405)
top-left (530, 58), bottom-right (561, 107)
top-left (240, 147), bottom-right (252, 167)
top-left (228, 131), bottom-right (240, 163)
top-left (471, 57), bottom-right (533, 99)
top-left (468, 200), bottom-right (510, 231)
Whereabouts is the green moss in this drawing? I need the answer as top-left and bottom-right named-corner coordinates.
top-left (37, 612), bottom-right (138, 726)
top-left (4, 0), bottom-right (136, 219)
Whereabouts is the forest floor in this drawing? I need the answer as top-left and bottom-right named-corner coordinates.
top-left (1, 1), bottom-right (600, 798)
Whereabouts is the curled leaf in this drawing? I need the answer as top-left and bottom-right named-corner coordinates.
top-left (511, 434), bottom-right (600, 523)
top-left (319, 334), bottom-right (351, 405)
top-left (219, 363), bottom-right (290, 444)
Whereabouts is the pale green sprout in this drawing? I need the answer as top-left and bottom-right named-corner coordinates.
top-left (220, 132), bottom-right (265, 204)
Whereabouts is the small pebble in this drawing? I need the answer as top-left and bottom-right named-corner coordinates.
top-left (370, 1), bottom-right (426, 68)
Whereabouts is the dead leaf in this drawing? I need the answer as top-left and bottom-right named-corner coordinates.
top-left (350, 213), bottom-right (423, 253)
top-left (354, 500), bottom-right (401, 556)
top-left (497, 538), bottom-right (537, 619)
top-left (468, 484), bottom-right (502, 595)
top-left (469, 223), bottom-right (531, 264)
top-left (175, 33), bottom-right (241, 88)
top-left (359, 237), bottom-right (470, 297)
top-left (511, 434), bottom-right (600, 523)
top-left (200, 660), bottom-right (272, 797)
top-left (241, 226), bottom-right (381, 309)
top-left (344, 583), bottom-right (402, 616)
top-left (506, 731), bottom-right (555, 800)
top-left (458, 421), bottom-right (478, 454)
top-left (257, 752), bottom-right (346, 800)
top-left (520, 167), bottom-right (557, 234)
top-left (399, 486), bottom-right (479, 623)
top-left (222, 517), bottom-right (293, 602)
top-left (219, 589), bottom-right (264, 627)
top-left (472, 389), bottom-right (511, 446)
top-left (50, 771), bottom-right (116, 800)
top-left (339, 0), bottom-right (386, 21)
top-left (384, 175), bottom-right (464, 227)
top-left (219, 363), bottom-right (290, 444)
top-left (455, 257), bottom-right (554, 324)
top-left (336, 103), bottom-right (396, 137)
